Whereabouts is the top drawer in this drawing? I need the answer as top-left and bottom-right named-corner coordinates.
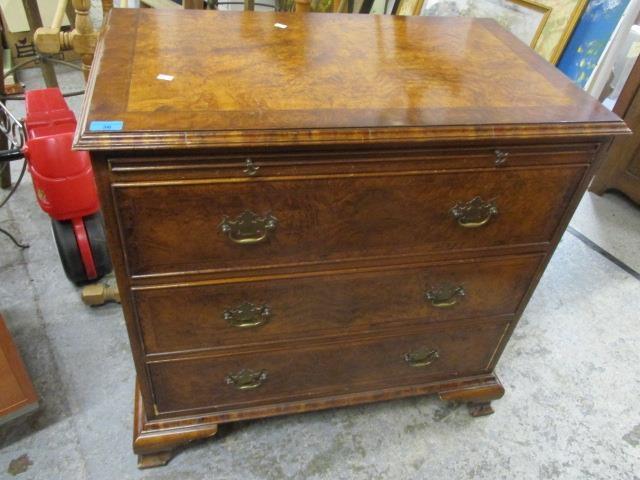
top-left (112, 151), bottom-right (588, 278)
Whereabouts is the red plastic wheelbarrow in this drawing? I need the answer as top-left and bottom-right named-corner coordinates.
top-left (0, 87), bottom-right (111, 284)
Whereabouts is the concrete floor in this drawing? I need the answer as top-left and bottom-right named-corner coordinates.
top-left (1, 64), bottom-right (640, 480)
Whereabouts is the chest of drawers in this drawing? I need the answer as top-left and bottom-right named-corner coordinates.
top-left (75, 9), bottom-right (627, 468)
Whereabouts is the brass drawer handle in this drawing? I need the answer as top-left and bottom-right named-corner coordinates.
top-left (225, 369), bottom-right (267, 390)
top-left (425, 286), bottom-right (465, 308)
top-left (404, 348), bottom-right (439, 368)
top-left (450, 196), bottom-right (498, 228)
top-left (223, 301), bottom-right (271, 328)
top-left (219, 210), bottom-right (278, 245)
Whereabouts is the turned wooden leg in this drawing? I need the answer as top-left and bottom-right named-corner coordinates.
top-left (438, 374), bottom-right (505, 417)
top-left (0, 164), bottom-right (10, 189)
top-left (133, 381), bottom-right (218, 469)
top-left (1, 48), bottom-right (11, 190)
top-left (0, 125), bottom-right (10, 188)
top-left (295, 0), bottom-right (310, 12)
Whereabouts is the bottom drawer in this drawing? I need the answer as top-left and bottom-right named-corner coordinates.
top-left (148, 319), bottom-right (509, 415)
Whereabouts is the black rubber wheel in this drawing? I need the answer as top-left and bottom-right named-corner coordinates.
top-left (51, 218), bottom-right (87, 285)
top-left (84, 212), bottom-right (112, 279)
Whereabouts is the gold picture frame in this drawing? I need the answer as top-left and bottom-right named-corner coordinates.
top-left (533, 0), bottom-right (588, 64)
top-left (398, 0), bottom-right (552, 49)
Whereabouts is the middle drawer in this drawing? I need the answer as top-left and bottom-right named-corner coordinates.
top-left (134, 254), bottom-right (541, 354)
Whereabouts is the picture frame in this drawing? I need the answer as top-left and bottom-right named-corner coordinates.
top-left (532, 0), bottom-right (589, 64)
top-left (557, 0), bottom-right (633, 89)
top-left (397, 0), bottom-right (551, 48)
top-left (588, 0), bottom-right (640, 98)
top-left (359, 0), bottom-right (398, 13)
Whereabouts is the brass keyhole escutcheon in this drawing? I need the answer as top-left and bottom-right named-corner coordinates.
top-left (494, 150), bottom-right (509, 166)
top-left (243, 158), bottom-right (260, 176)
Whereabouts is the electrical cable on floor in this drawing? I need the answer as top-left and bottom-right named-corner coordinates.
top-left (1, 56), bottom-right (85, 101)
top-left (0, 225), bottom-right (29, 249)
top-left (0, 160), bottom-right (30, 249)
top-left (0, 159), bottom-right (27, 209)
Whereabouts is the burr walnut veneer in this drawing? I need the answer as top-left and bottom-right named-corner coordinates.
top-left (75, 9), bottom-right (627, 468)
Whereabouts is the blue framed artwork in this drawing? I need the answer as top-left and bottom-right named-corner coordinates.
top-left (558, 0), bottom-right (631, 88)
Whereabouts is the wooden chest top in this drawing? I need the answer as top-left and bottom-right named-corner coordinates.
top-left (75, 9), bottom-right (626, 150)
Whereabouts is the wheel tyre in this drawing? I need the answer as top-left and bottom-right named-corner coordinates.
top-left (84, 212), bottom-right (112, 279)
top-left (51, 218), bottom-right (88, 285)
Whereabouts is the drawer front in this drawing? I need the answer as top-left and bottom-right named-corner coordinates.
top-left (136, 254), bottom-right (541, 354)
top-left (114, 166), bottom-right (585, 276)
top-left (148, 319), bottom-right (509, 414)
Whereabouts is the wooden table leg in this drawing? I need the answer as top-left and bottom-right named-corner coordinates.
top-left (22, 0), bottom-right (59, 87)
top-left (0, 165), bottom-right (10, 190)
top-left (183, 0), bottom-right (204, 8)
top-left (0, 44), bottom-right (9, 190)
top-left (295, 0), bottom-right (310, 11)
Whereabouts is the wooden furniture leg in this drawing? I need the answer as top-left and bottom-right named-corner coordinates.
top-left (438, 375), bottom-right (505, 417)
top-left (294, 0), bottom-right (310, 11)
top-left (35, 0), bottom-right (105, 82)
top-left (133, 381), bottom-right (218, 468)
top-left (589, 172), bottom-right (609, 196)
top-left (183, 0), bottom-right (205, 8)
top-left (69, 0), bottom-right (96, 80)
top-left (0, 166), bottom-right (10, 190)
top-left (65, 0), bottom-right (76, 24)
top-left (81, 282), bottom-right (120, 306)
top-left (102, 0), bottom-right (114, 17)
top-left (1, 47), bottom-right (11, 190)
top-left (589, 55), bottom-right (640, 204)
top-left (22, 0), bottom-right (58, 87)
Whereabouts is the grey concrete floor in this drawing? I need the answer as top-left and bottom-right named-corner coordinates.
top-left (1, 64), bottom-right (640, 480)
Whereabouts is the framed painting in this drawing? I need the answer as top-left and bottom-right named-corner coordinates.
top-left (360, 0), bottom-right (398, 13)
top-left (398, 0), bottom-right (552, 48)
top-left (557, 0), bottom-right (632, 88)
top-left (532, 0), bottom-right (589, 64)
top-left (397, 0), bottom-right (420, 14)
top-left (588, 0), bottom-right (640, 97)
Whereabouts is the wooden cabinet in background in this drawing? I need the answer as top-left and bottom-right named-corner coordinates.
top-left (0, 314), bottom-right (38, 426)
top-left (591, 56), bottom-right (640, 203)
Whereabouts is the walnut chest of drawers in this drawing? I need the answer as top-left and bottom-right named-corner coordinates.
top-left (75, 9), bottom-right (628, 468)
